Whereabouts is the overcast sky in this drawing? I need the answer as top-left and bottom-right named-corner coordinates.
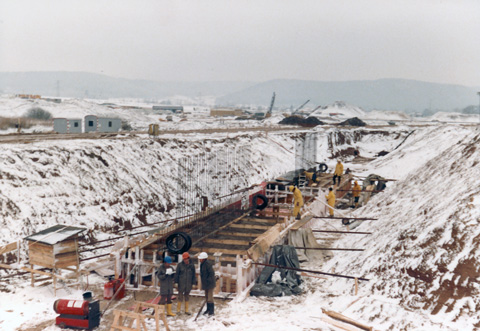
top-left (1, 0), bottom-right (479, 86)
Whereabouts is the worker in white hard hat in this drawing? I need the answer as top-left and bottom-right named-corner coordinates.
top-left (198, 252), bottom-right (216, 316)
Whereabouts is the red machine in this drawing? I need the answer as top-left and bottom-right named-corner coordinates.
top-left (104, 277), bottom-right (125, 300)
top-left (53, 297), bottom-right (100, 330)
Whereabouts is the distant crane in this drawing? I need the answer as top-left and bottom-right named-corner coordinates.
top-left (292, 99), bottom-right (310, 115)
top-left (305, 105), bottom-right (322, 116)
top-left (266, 92), bottom-right (276, 118)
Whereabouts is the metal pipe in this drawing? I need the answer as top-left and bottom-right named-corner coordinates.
top-left (312, 230), bottom-right (372, 235)
top-left (293, 247), bottom-right (364, 251)
top-left (318, 216), bottom-right (377, 221)
top-left (79, 253), bottom-right (110, 262)
top-left (251, 262), bottom-right (369, 281)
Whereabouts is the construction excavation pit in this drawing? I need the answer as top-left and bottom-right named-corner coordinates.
top-left (5, 122), bottom-right (465, 331)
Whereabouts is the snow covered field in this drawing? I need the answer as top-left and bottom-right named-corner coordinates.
top-left (1, 96), bottom-right (480, 330)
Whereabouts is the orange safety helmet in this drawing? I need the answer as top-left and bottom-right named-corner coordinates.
top-left (182, 252), bottom-right (190, 259)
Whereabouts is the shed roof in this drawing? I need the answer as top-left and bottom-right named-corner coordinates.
top-left (24, 224), bottom-right (86, 245)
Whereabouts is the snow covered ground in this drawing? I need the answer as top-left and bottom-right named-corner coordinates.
top-left (1, 96), bottom-right (480, 330)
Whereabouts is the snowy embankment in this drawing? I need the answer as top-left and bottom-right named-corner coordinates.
top-left (2, 120), bottom-right (478, 330)
top-left (0, 132), bottom-right (296, 248)
top-left (320, 125), bottom-right (480, 330)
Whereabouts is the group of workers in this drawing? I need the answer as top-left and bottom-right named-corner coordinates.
top-left (290, 160), bottom-right (366, 218)
top-left (157, 251), bottom-right (217, 317)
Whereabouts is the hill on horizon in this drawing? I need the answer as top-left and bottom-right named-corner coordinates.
top-left (0, 72), bottom-right (478, 112)
top-left (217, 78), bottom-right (480, 112)
top-left (0, 71), bottom-right (254, 102)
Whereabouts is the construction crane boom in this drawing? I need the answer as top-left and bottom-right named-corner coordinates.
top-left (267, 92), bottom-right (276, 114)
top-left (293, 99), bottom-right (310, 115)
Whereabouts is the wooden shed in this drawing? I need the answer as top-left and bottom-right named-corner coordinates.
top-left (24, 224), bottom-right (85, 269)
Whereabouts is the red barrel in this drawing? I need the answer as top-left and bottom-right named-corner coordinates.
top-left (104, 280), bottom-right (114, 300)
top-left (53, 299), bottom-right (89, 316)
top-left (114, 278), bottom-right (125, 299)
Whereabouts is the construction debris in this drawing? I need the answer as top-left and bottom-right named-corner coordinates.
top-left (337, 117), bottom-right (367, 127)
top-left (278, 115), bottom-right (324, 127)
top-left (250, 245), bottom-right (302, 297)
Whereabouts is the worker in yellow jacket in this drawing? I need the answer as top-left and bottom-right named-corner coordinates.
top-left (289, 185), bottom-right (304, 219)
top-left (351, 181), bottom-right (361, 208)
top-left (325, 187), bottom-right (336, 216)
top-left (333, 160), bottom-right (343, 186)
top-left (303, 170), bottom-right (317, 186)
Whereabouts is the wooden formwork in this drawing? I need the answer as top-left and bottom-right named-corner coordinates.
top-left (110, 301), bottom-right (169, 331)
top-left (114, 176), bottom-right (355, 299)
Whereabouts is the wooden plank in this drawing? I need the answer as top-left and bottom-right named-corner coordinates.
top-left (188, 251), bottom-right (237, 262)
top-left (0, 241), bottom-right (18, 255)
top-left (216, 231), bottom-right (261, 238)
top-left (229, 224), bottom-right (271, 230)
top-left (290, 214), bottom-right (314, 231)
top-left (247, 224), bottom-right (282, 261)
top-left (28, 251), bottom-right (54, 260)
top-left (203, 238), bottom-right (252, 246)
top-left (29, 241), bottom-right (53, 250)
top-left (55, 251), bottom-right (78, 259)
top-left (0, 263), bottom-right (67, 280)
top-left (320, 316), bottom-right (359, 331)
top-left (55, 258), bottom-right (79, 269)
top-left (29, 244), bottom-right (54, 255)
top-left (29, 253), bottom-right (55, 266)
top-left (257, 211), bottom-right (292, 217)
top-left (193, 247), bottom-right (247, 256)
top-left (322, 309), bottom-right (373, 331)
top-left (243, 218), bottom-right (278, 224)
top-left (192, 211), bottom-right (251, 246)
top-left (54, 240), bottom-right (77, 254)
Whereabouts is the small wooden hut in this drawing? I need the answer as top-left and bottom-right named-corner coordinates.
top-left (24, 224), bottom-right (86, 293)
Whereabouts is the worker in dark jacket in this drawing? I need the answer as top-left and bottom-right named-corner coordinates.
top-left (175, 252), bottom-right (196, 315)
top-left (157, 256), bottom-right (176, 316)
top-left (199, 251), bottom-right (216, 315)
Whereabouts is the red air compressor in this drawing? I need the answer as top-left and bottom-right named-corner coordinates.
top-left (104, 277), bottom-right (125, 300)
top-left (53, 296), bottom-right (100, 330)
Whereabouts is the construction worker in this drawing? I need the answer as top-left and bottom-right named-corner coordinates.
top-left (158, 256), bottom-right (176, 316)
top-left (303, 170), bottom-right (318, 186)
top-left (175, 252), bottom-right (196, 315)
top-left (199, 252), bottom-right (217, 316)
top-left (289, 185), bottom-right (304, 219)
top-left (325, 187), bottom-right (336, 216)
top-left (351, 181), bottom-right (361, 208)
top-left (332, 160), bottom-right (343, 186)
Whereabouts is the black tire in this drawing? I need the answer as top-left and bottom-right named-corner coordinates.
top-left (166, 232), bottom-right (192, 254)
top-left (252, 194), bottom-right (268, 210)
top-left (318, 163), bottom-right (328, 173)
top-left (176, 232), bottom-right (192, 251)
